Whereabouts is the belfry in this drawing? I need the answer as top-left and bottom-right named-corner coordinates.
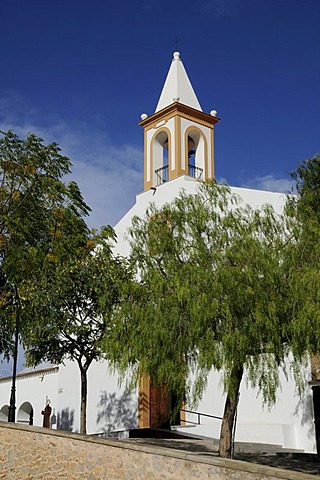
top-left (137, 52), bottom-right (220, 430)
top-left (139, 52), bottom-right (220, 192)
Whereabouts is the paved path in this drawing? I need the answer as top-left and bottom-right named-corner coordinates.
top-left (123, 438), bottom-right (320, 477)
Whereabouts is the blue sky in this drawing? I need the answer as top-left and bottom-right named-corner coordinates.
top-left (0, 0), bottom-right (319, 228)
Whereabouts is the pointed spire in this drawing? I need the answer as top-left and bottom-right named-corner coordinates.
top-left (155, 52), bottom-right (202, 113)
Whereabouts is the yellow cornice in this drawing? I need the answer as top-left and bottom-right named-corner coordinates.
top-left (139, 103), bottom-right (220, 130)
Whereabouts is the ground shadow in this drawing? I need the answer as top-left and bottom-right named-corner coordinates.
top-left (131, 438), bottom-right (217, 454)
top-left (96, 390), bottom-right (137, 435)
top-left (235, 453), bottom-right (320, 476)
top-left (57, 407), bottom-right (75, 432)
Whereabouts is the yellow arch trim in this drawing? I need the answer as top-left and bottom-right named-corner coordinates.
top-left (184, 126), bottom-right (209, 181)
top-left (148, 127), bottom-right (172, 188)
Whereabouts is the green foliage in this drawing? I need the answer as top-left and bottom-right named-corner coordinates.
top-left (291, 154), bottom-right (320, 219)
top-left (0, 130), bottom-right (90, 356)
top-left (0, 129), bottom-right (134, 434)
top-left (287, 154), bottom-right (320, 358)
top-left (25, 227), bottom-right (132, 371)
top-left (24, 224), bottom-right (133, 435)
top-left (111, 181), bottom-right (295, 408)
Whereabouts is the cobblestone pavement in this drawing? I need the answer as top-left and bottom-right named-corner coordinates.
top-left (125, 438), bottom-right (320, 477)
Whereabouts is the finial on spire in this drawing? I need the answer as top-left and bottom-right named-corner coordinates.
top-left (173, 52), bottom-right (180, 60)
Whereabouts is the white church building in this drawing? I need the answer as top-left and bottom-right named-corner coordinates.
top-left (0, 52), bottom-right (317, 453)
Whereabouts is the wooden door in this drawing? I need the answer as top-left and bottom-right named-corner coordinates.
top-left (150, 382), bottom-right (170, 428)
top-left (138, 375), bottom-right (183, 429)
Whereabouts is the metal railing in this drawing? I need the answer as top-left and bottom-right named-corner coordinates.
top-left (179, 408), bottom-right (222, 426)
top-left (188, 164), bottom-right (203, 181)
top-left (154, 163), bottom-right (204, 186)
top-left (155, 164), bottom-right (169, 185)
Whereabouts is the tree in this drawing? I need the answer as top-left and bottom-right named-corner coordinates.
top-left (288, 154), bottom-right (320, 453)
top-left (291, 154), bottom-right (320, 221)
top-left (25, 227), bottom-right (133, 434)
top-left (287, 155), bottom-right (320, 366)
top-left (111, 181), bottom-right (297, 458)
top-left (0, 129), bottom-right (90, 356)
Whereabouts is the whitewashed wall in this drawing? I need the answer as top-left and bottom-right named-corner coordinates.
top-left (0, 367), bottom-right (59, 428)
top-left (56, 359), bottom-right (138, 435)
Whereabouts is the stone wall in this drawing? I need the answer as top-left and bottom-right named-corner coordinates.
top-left (0, 422), bottom-right (314, 479)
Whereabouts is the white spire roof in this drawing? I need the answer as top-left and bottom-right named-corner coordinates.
top-left (155, 52), bottom-right (202, 112)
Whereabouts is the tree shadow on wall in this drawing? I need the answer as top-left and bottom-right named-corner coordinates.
top-left (294, 388), bottom-right (316, 449)
top-left (97, 390), bottom-right (137, 436)
top-left (57, 407), bottom-right (75, 432)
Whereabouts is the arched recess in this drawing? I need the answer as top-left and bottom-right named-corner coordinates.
top-left (184, 126), bottom-right (208, 181)
top-left (0, 405), bottom-right (9, 421)
top-left (17, 401), bottom-right (34, 425)
top-left (150, 127), bottom-right (171, 186)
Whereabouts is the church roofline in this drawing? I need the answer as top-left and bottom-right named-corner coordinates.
top-left (0, 365), bottom-right (59, 383)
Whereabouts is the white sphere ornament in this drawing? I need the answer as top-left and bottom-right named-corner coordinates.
top-left (140, 113), bottom-right (148, 120)
top-left (210, 110), bottom-right (218, 117)
top-left (173, 97), bottom-right (180, 103)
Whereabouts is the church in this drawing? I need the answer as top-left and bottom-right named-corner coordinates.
top-left (0, 52), bottom-right (317, 453)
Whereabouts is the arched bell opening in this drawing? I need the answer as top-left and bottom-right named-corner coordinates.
top-left (152, 129), bottom-right (170, 186)
top-left (185, 129), bottom-right (207, 181)
top-left (17, 401), bottom-right (34, 425)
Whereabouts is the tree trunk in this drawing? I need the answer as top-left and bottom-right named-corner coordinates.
top-left (80, 366), bottom-right (87, 435)
top-left (218, 365), bottom-right (244, 458)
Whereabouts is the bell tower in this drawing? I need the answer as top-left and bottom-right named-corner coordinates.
top-left (137, 52), bottom-right (220, 430)
top-left (139, 52), bottom-right (220, 191)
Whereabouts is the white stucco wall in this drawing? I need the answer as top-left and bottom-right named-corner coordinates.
top-left (0, 367), bottom-right (59, 428)
top-left (56, 359), bottom-right (137, 435)
top-left (179, 364), bottom-right (315, 453)
top-left (0, 360), bottom-right (138, 436)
